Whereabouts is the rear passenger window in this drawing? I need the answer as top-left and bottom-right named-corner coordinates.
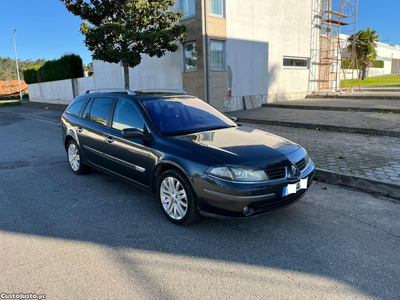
top-left (66, 99), bottom-right (86, 117)
top-left (87, 97), bottom-right (114, 126)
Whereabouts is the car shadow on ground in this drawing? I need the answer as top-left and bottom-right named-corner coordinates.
top-left (1, 163), bottom-right (400, 299)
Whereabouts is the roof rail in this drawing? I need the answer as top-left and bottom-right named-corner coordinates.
top-left (133, 89), bottom-right (187, 95)
top-left (85, 88), bottom-right (136, 95)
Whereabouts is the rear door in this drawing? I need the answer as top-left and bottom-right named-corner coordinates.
top-left (75, 96), bottom-right (116, 169)
top-left (102, 98), bottom-right (153, 187)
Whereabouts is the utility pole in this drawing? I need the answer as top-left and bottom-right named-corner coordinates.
top-left (13, 29), bottom-right (23, 102)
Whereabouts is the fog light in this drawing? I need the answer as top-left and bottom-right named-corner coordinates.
top-left (243, 206), bottom-right (254, 216)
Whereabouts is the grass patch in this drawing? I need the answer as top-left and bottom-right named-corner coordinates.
top-left (0, 101), bottom-right (21, 107)
top-left (341, 75), bottom-right (400, 87)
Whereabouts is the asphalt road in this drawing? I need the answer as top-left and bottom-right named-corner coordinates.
top-left (1, 106), bottom-right (400, 300)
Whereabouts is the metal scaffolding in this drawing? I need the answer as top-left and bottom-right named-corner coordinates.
top-left (317, 0), bottom-right (358, 93)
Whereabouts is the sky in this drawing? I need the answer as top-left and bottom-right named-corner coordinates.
top-left (0, 0), bottom-right (399, 65)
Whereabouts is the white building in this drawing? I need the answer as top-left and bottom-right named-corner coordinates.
top-left (375, 42), bottom-right (400, 75)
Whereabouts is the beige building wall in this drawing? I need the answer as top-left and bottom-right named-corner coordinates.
top-left (181, 0), bottom-right (206, 101)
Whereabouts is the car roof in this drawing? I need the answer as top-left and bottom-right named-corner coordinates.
top-left (71, 89), bottom-right (197, 104)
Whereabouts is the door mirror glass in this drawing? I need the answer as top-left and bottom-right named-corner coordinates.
top-left (121, 128), bottom-right (144, 139)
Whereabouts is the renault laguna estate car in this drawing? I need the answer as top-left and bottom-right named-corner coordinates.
top-left (61, 88), bottom-right (315, 225)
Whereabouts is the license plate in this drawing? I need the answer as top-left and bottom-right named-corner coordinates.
top-left (282, 177), bottom-right (308, 197)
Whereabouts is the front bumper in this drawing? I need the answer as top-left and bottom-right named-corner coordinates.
top-left (193, 161), bottom-right (316, 218)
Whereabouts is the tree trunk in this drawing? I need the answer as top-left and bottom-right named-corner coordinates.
top-left (123, 62), bottom-right (130, 89)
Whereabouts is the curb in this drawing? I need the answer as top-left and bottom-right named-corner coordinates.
top-left (236, 118), bottom-right (400, 138)
top-left (262, 104), bottom-right (400, 114)
top-left (21, 102), bottom-right (68, 111)
top-left (315, 168), bottom-right (400, 199)
top-left (307, 95), bottom-right (400, 100)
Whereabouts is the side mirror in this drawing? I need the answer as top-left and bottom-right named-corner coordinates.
top-left (231, 117), bottom-right (238, 122)
top-left (121, 128), bottom-right (144, 138)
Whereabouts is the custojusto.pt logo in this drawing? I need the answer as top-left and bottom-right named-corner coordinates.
top-left (1, 293), bottom-right (46, 300)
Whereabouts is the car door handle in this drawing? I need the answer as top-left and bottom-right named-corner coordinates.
top-left (105, 137), bottom-right (114, 144)
top-left (77, 127), bottom-right (83, 133)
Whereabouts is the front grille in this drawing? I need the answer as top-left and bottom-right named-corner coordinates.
top-left (266, 167), bottom-right (286, 180)
top-left (295, 158), bottom-right (306, 171)
top-left (256, 189), bottom-right (307, 212)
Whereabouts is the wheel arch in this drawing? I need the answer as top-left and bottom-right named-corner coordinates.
top-left (151, 160), bottom-right (193, 194)
top-left (64, 131), bottom-right (78, 151)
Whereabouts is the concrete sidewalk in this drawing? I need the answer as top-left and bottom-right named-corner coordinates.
top-left (264, 98), bottom-right (400, 113)
top-left (230, 107), bottom-right (400, 137)
top-left (308, 91), bottom-right (400, 100)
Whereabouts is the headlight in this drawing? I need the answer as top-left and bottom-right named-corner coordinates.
top-left (208, 166), bottom-right (268, 182)
top-left (304, 152), bottom-right (310, 167)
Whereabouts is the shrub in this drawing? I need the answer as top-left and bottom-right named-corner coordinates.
top-left (23, 54), bottom-right (84, 84)
top-left (23, 65), bottom-right (41, 84)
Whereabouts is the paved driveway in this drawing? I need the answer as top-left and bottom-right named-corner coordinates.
top-left (1, 106), bottom-right (400, 299)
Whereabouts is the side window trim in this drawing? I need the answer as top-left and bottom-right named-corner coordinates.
top-left (78, 98), bottom-right (91, 118)
top-left (81, 97), bottom-right (94, 120)
top-left (106, 97), bottom-right (117, 128)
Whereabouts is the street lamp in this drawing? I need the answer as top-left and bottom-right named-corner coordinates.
top-left (13, 29), bottom-right (23, 102)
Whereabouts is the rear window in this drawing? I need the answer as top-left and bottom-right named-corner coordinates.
top-left (87, 97), bottom-right (114, 126)
top-left (66, 99), bottom-right (86, 117)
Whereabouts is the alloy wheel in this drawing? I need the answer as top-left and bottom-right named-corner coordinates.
top-left (68, 143), bottom-right (80, 172)
top-left (160, 177), bottom-right (188, 220)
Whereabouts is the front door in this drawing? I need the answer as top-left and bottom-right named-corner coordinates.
top-left (102, 98), bottom-right (153, 187)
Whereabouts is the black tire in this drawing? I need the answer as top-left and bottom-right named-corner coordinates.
top-left (157, 169), bottom-right (200, 225)
top-left (67, 139), bottom-right (91, 175)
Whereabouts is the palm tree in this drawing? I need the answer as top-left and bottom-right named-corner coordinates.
top-left (347, 27), bottom-right (380, 80)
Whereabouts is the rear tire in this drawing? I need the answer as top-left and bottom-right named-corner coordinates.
top-left (157, 169), bottom-right (199, 225)
top-left (67, 139), bottom-right (91, 175)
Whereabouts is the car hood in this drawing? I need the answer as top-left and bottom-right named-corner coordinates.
top-left (170, 126), bottom-right (301, 165)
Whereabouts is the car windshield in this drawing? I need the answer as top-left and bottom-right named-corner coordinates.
top-left (142, 97), bottom-right (237, 135)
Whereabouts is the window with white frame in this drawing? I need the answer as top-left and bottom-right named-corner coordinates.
top-left (210, 0), bottom-right (224, 17)
top-left (283, 56), bottom-right (309, 68)
top-left (210, 41), bottom-right (225, 70)
top-left (184, 42), bottom-right (198, 71)
top-left (181, 0), bottom-right (195, 19)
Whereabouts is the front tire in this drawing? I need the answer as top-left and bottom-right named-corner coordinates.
top-left (67, 140), bottom-right (91, 175)
top-left (157, 169), bottom-right (199, 225)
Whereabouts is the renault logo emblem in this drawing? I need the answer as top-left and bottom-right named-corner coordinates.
top-left (291, 165), bottom-right (300, 178)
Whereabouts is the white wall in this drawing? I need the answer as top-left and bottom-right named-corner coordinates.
top-left (29, 77), bottom-right (95, 104)
top-left (77, 77), bottom-right (95, 94)
top-left (226, 0), bottom-right (313, 103)
top-left (92, 51), bottom-right (183, 90)
top-left (376, 42), bottom-right (400, 75)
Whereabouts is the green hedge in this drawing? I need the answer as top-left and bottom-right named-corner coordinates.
top-left (370, 60), bottom-right (384, 68)
top-left (23, 54), bottom-right (84, 84)
top-left (342, 58), bottom-right (384, 69)
top-left (23, 65), bottom-right (41, 84)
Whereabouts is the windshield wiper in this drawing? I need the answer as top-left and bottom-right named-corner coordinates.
top-left (164, 125), bottom-right (236, 136)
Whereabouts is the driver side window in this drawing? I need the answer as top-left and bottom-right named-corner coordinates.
top-left (112, 99), bottom-right (144, 131)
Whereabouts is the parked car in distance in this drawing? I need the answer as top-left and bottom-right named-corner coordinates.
top-left (61, 88), bottom-right (315, 225)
